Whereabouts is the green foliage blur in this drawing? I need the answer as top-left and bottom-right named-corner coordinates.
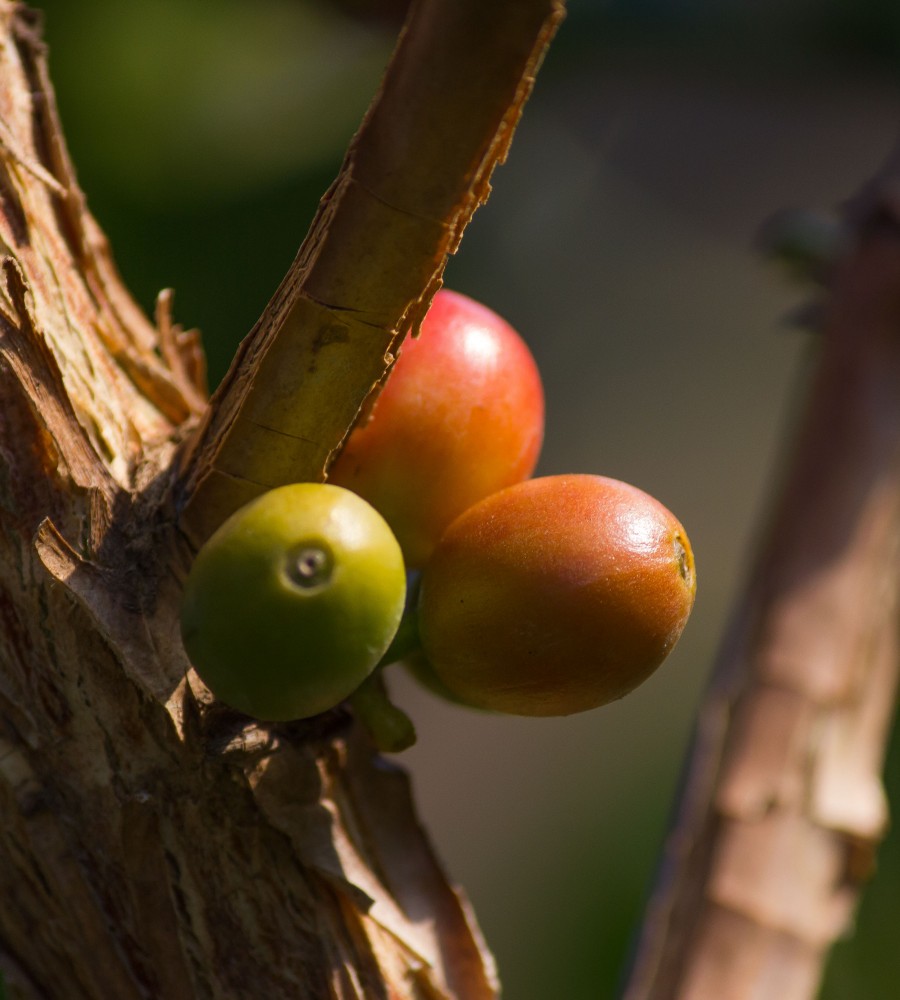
top-left (36, 1), bottom-right (900, 998)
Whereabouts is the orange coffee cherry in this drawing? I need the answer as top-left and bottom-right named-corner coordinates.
top-left (417, 475), bottom-right (696, 716)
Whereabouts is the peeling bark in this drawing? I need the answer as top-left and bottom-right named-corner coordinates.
top-left (0, 1), bottom-right (563, 996)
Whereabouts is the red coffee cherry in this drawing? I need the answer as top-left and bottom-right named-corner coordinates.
top-left (417, 475), bottom-right (696, 716)
top-left (328, 288), bottom-right (544, 568)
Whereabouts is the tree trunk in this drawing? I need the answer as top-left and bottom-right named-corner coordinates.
top-left (0, 2), bottom-right (562, 996)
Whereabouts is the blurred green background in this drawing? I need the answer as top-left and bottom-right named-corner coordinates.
top-left (36, 1), bottom-right (900, 996)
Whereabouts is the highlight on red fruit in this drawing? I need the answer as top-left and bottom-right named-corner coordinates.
top-left (417, 475), bottom-right (696, 717)
top-left (328, 288), bottom-right (545, 568)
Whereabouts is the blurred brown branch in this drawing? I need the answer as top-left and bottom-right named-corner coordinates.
top-left (624, 170), bottom-right (900, 999)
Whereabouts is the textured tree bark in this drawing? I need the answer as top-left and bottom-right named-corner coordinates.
top-left (622, 169), bottom-right (900, 998)
top-left (0, 2), bottom-right (562, 997)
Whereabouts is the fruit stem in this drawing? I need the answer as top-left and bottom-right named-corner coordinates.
top-left (350, 671), bottom-right (417, 753)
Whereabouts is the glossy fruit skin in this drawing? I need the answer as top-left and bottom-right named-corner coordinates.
top-left (417, 475), bottom-right (696, 717)
top-left (328, 289), bottom-right (544, 568)
top-left (180, 483), bottom-right (406, 722)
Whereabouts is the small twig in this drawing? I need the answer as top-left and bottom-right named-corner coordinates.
top-left (624, 171), bottom-right (900, 999)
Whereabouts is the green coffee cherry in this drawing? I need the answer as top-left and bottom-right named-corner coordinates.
top-left (180, 483), bottom-right (406, 721)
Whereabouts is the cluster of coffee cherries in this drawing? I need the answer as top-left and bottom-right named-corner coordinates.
top-left (180, 290), bottom-right (696, 748)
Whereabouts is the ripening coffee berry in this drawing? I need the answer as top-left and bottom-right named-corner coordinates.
top-left (417, 475), bottom-right (696, 716)
top-left (180, 483), bottom-right (406, 721)
top-left (328, 289), bottom-right (544, 568)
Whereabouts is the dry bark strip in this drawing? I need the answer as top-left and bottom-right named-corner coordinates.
top-left (0, 2), bottom-right (563, 996)
top-left (623, 170), bottom-right (900, 998)
top-left (176, 0), bottom-right (566, 548)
